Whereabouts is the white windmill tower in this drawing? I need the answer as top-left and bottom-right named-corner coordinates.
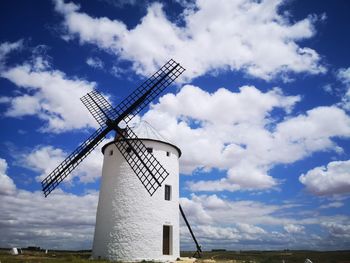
top-left (92, 121), bottom-right (181, 261)
top-left (40, 60), bottom-right (201, 261)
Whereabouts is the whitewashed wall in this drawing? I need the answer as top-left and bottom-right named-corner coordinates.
top-left (92, 139), bottom-right (180, 262)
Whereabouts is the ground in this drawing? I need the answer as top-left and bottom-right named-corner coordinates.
top-left (0, 250), bottom-right (350, 263)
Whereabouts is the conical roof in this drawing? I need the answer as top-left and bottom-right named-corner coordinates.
top-left (131, 121), bottom-right (169, 142)
top-left (103, 120), bottom-right (181, 156)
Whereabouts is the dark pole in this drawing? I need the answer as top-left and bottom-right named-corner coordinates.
top-left (179, 204), bottom-right (202, 257)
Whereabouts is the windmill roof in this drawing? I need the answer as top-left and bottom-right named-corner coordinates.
top-left (102, 121), bottom-right (181, 156)
top-left (132, 121), bottom-right (169, 142)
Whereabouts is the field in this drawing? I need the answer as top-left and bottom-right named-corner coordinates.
top-left (0, 250), bottom-right (106, 263)
top-left (0, 250), bottom-right (350, 263)
top-left (183, 250), bottom-right (350, 263)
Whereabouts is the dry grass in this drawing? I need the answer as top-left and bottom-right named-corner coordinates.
top-left (0, 250), bottom-right (108, 263)
top-left (1, 250), bottom-right (350, 263)
top-left (182, 250), bottom-right (350, 263)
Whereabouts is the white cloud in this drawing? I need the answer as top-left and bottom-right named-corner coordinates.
top-left (22, 143), bottom-right (106, 184)
top-left (142, 84), bottom-right (350, 192)
top-left (322, 83), bottom-right (334, 94)
top-left (0, 158), bottom-right (16, 195)
top-left (284, 224), bottom-right (304, 234)
top-left (181, 194), bottom-right (284, 226)
top-left (0, 158), bottom-right (98, 250)
top-left (236, 223), bottom-right (266, 235)
top-left (0, 55), bottom-right (98, 133)
top-left (99, 0), bottom-right (139, 8)
top-left (337, 67), bottom-right (350, 86)
top-left (179, 194), bottom-right (350, 250)
top-left (336, 67), bottom-right (350, 111)
top-left (319, 201), bottom-right (344, 209)
top-left (1, 179), bottom-right (348, 250)
top-left (53, 0), bottom-right (325, 81)
top-left (24, 146), bottom-right (65, 178)
top-left (86, 56), bottom-right (104, 69)
top-left (321, 222), bottom-right (350, 239)
top-left (299, 160), bottom-right (350, 195)
top-left (0, 187), bottom-right (98, 249)
top-left (0, 40), bottom-right (23, 68)
top-left (274, 106), bottom-right (350, 155)
top-left (110, 65), bottom-right (127, 78)
top-left (180, 194), bottom-right (278, 249)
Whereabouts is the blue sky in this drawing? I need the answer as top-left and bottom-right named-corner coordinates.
top-left (1, 0), bottom-right (350, 251)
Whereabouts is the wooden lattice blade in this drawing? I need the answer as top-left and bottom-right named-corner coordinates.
top-left (111, 59), bottom-right (185, 125)
top-left (41, 126), bottom-right (111, 197)
top-left (81, 59), bottom-right (185, 129)
top-left (43, 60), bottom-right (184, 197)
top-left (114, 126), bottom-right (169, 196)
top-left (80, 90), bottom-right (116, 127)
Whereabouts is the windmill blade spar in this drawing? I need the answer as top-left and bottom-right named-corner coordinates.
top-left (111, 59), bottom-right (185, 125)
top-left (114, 126), bottom-right (169, 196)
top-left (42, 59), bottom-right (185, 197)
top-left (81, 91), bottom-right (116, 127)
top-left (80, 89), bottom-right (172, 196)
top-left (81, 59), bottom-right (185, 127)
top-left (41, 125), bottom-right (111, 197)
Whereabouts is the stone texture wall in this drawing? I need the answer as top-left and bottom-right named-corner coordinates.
top-left (92, 139), bottom-right (180, 262)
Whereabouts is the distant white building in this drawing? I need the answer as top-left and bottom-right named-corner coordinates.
top-left (92, 122), bottom-right (181, 262)
top-left (10, 248), bottom-right (18, 255)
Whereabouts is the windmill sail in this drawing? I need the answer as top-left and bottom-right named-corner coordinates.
top-left (82, 91), bottom-right (170, 196)
top-left (41, 59), bottom-right (185, 197)
top-left (114, 126), bottom-right (169, 196)
top-left (110, 59), bottom-right (184, 124)
top-left (41, 126), bottom-right (111, 197)
top-left (81, 59), bottom-right (184, 127)
top-left (81, 91), bottom-right (117, 127)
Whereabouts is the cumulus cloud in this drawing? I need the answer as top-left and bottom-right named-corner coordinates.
top-left (336, 67), bottom-right (350, 111)
top-left (0, 158), bottom-right (16, 195)
top-left (1, 172), bottom-right (348, 250)
top-left (181, 194), bottom-right (285, 226)
top-left (21, 143), bottom-right (106, 184)
top-left (0, 158), bottom-right (99, 249)
top-left (53, 0), bottom-right (325, 81)
top-left (0, 187), bottom-right (98, 249)
top-left (321, 222), bottom-right (350, 240)
top-left (98, 0), bottom-right (140, 8)
top-left (0, 39), bottom-right (23, 68)
top-left (86, 56), bottom-right (104, 69)
top-left (299, 160), bottom-right (350, 195)
top-left (179, 194), bottom-right (350, 250)
top-left (180, 194), bottom-right (280, 249)
top-left (337, 67), bottom-right (350, 86)
top-left (142, 84), bottom-right (350, 192)
top-left (284, 224), bottom-right (304, 234)
top-left (0, 51), bottom-right (99, 133)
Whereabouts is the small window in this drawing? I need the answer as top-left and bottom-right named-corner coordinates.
top-left (109, 150), bottom-right (113, 156)
top-left (147, 147), bottom-right (153, 153)
top-left (166, 151), bottom-right (170, 157)
top-left (165, 185), bottom-right (171, 201)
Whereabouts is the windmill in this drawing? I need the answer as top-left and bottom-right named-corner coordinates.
top-left (41, 59), bottom-right (202, 261)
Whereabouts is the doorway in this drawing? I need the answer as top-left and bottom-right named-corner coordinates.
top-left (162, 225), bottom-right (172, 255)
